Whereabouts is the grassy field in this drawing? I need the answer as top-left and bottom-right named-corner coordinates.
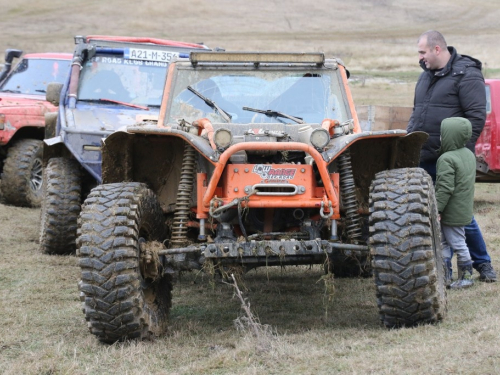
top-left (2, 0), bottom-right (500, 374)
top-left (1, 183), bottom-right (500, 374)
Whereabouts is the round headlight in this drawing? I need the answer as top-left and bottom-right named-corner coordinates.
top-left (213, 128), bottom-right (233, 150)
top-left (310, 128), bottom-right (330, 149)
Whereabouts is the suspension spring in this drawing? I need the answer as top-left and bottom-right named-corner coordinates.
top-left (170, 142), bottom-right (196, 247)
top-left (338, 150), bottom-right (362, 242)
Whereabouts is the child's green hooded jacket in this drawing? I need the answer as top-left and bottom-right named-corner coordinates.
top-left (435, 117), bottom-right (476, 226)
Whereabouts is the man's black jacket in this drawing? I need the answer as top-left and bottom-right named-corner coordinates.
top-left (407, 46), bottom-right (486, 163)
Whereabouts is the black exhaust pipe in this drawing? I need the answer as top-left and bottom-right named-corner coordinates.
top-left (0, 49), bottom-right (23, 83)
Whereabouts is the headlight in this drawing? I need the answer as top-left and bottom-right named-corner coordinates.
top-left (310, 128), bottom-right (330, 149)
top-left (213, 128), bottom-right (233, 150)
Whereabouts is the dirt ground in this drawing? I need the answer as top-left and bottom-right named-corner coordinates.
top-left (2, 0), bottom-right (500, 373)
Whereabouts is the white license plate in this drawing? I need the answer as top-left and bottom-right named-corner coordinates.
top-left (124, 48), bottom-right (179, 63)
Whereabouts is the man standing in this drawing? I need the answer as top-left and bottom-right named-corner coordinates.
top-left (407, 30), bottom-right (497, 282)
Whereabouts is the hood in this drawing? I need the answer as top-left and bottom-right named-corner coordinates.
top-left (70, 104), bottom-right (159, 132)
top-left (440, 117), bottom-right (472, 153)
top-left (0, 93), bottom-right (49, 108)
top-left (0, 94), bottom-right (57, 118)
top-left (420, 46), bottom-right (483, 76)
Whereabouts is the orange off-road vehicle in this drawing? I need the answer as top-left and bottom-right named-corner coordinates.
top-left (77, 52), bottom-right (447, 343)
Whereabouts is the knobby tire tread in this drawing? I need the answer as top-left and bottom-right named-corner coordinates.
top-left (77, 182), bottom-right (171, 343)
top-left (1, 139), bottom-right (43, 207)
top-left (39, 157), bottom-right (81, 254)
top-left (369, 168), bottom-right (447, 328)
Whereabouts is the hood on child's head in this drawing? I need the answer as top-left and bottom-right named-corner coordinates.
top-left (440, 117), bottom-right (472, 153)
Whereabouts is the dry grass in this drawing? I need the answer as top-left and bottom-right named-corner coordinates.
top-left (2, 0), bottom-right (500, 75)
top-left (1, 183), bottom-right (500, 374)
top-left (2, 1), bottom-right (500, 373)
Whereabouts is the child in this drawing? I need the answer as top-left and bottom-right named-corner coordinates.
top-left (435, 117), bottom-right (476, 289)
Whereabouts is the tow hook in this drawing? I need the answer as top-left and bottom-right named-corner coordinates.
top-left (320, 200), bottom-right (333, 219)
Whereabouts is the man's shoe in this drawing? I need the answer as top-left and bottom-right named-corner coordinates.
top-left (477, 263), bottom-right (497, 282)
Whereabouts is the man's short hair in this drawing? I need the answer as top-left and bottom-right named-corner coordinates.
top-left (419, 30), bottom-right (447, 49)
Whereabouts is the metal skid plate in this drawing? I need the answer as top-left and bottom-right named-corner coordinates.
top-left (159, 239), bottom-right (368, 269)
top-left (203, 239), bottom-right (359, 258)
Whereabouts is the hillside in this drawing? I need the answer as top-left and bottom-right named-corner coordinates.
top-left (2, 0), bottom-right (499, 73)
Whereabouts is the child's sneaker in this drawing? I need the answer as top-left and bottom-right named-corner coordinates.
top-left (450, 264), bottom-right (474, 289)
top-left (444, 257), bottom-right (453, 288)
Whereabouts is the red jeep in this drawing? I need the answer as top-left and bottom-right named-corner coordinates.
top-left (476, 79), bottom-right (500, 182)
top-left (0, 49), bottom-right (71, 206)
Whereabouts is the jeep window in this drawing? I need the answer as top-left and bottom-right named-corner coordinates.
top-left (77, 55), bottom-right (168, 107)
top-left (486, 85), bottom-right (491, 114)
top-left (167, 69), bottom-right (350, 125)
top-left (0, 58), bottom-right (70, 94)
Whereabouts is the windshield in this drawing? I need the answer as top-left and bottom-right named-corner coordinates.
top-left (167, 67), bottom-right (350, 125)
top-left (77, 55), bottom-right (168, 107)
top-left (0, 58), bottom-right (70, 94)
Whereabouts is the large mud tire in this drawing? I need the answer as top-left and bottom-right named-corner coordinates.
top-left (0, 139), bottom-right (43, 207)
top-left (369, 168), bottom-right (447, 328)
top-left (39, 157), bottom-right (81, 254)
top-left (77, 182), bottom-right (171, 343)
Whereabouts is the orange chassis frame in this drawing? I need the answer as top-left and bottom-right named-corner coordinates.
top-left (195, 141), bottom-right (341, 221)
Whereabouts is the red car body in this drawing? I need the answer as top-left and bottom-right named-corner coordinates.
top-left (0, 52), bottom-right (72, 145)
top-left (476, 79), bottom-right (500, 181)
top-left (0, 52), bottom-right (71, 206)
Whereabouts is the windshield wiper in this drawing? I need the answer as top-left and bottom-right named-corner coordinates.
top-left (187, 85), bottom-right (232, 123)
top-left (79, 98), bottom-right (149, 111)
top-left (242, 106), bottom-right (305, 124)
top-left (0, 89), bottom-right (21, 93)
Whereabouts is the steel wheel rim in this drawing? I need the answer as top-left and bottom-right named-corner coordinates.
top-left (30, 158), bottom-right (43, 192)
